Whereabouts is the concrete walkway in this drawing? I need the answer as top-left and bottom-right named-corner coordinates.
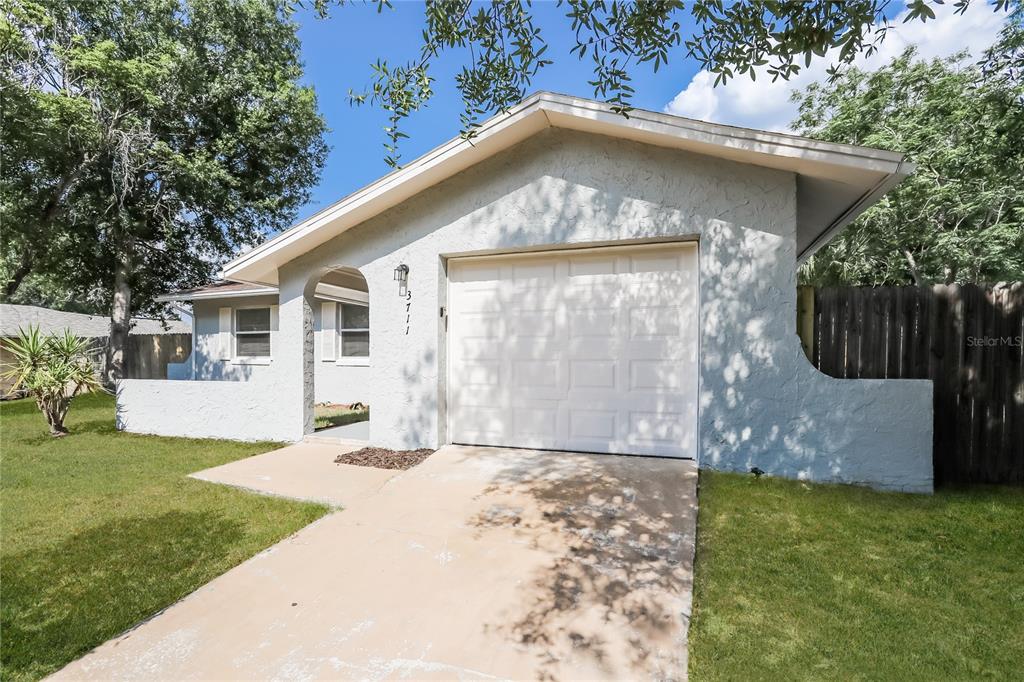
top-left (53, 446), bottom-right (698, 681)
top-left (189, 441), bottom-right (394, 507)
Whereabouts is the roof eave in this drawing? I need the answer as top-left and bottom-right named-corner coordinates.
top-left (797, 158), bottom-right (915, 263)
top-left (154, 286), bottom-right (278, 303)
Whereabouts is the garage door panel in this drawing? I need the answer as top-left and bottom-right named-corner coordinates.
top-left (510, 310), bottom-right (557, 338)
top-left (450, 244), bottom-right (697, 458)
top-left (457, 311), bottom-right (502, 336)
top-left (628, 305), bottom-right (684, 338)
top-left (629, 359), bottom-right (688, 392)
top-left (514, 406), bottom-right (559, 438)
top-left (459, 337), bottom-right (502, 360)
top-left (568, 409), bottom-right (618, 440)
top-left (512, 261), bottom-right (558, 283)
top-left (568, 254), bottom-right (618, 277)
top-left (569, 360), bottom-right (616, 389)
top-left (459, 360), bottom-right (502, 386)
top-left (629, 251), bottom-right (683, 273)
top-left (450, 262), bottom-right (503, 283)
top-left (457, 406), bottom-right (508, 439)
top-left (567, 309), bottom-right (618, 337)
top-left (457, 291), bottom-right (503, 313)
top-left (512, 359), bottom-right (561, 389)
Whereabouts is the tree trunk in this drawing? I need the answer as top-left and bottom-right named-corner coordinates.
top-left (105, 242), bottom-right (134, 386)
top-left (3, 249), bottom-right (33, 299)
top-left (40, 396), bottom-right (69, 436)
top-left (5, 155), bottom-right (92, 300)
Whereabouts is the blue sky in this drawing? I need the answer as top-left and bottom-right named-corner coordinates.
top-left (292, 1), bottom-right (1005, 222)
top-left (293, 2), bottom-right (701, 220)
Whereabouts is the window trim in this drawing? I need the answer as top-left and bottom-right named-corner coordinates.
top-left (336, 300), bottom-right (369, 366)
top-left (233, 305), bottom-right (272, 363)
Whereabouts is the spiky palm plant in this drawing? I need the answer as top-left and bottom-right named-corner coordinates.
top-left (2, 326), bottom-right (102, 436)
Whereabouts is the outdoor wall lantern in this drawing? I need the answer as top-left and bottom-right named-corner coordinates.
top-left (394, 264), bottom-right (409, 296)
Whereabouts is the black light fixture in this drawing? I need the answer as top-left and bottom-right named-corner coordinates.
top-left (394, 264), bottom-right (409, 296)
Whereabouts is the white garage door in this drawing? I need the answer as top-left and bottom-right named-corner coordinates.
top-left (447, 243), bottom-right (698, 458)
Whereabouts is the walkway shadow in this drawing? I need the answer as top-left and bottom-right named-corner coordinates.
top-left (467, 452), bottom-right (695, 680)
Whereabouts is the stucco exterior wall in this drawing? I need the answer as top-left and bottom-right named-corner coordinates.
top-left (175, 296), bottom-right (371, 405)
top-left (121, 128), bottom-right (932, 491)
top-left (116, 378), bottom-right (293, 442)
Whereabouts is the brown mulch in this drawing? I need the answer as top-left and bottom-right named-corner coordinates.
top-left (334, 447), bottom-right (434, 471)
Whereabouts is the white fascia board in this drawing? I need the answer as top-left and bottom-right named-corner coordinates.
top-left (221, 91), bottom-right (912, 285)
top-left (154, 287), bottom-right (278, 302)
top-left (155, 282), bottom-right (369, 304)
top-left (312, 283), bottom-right (369, 304)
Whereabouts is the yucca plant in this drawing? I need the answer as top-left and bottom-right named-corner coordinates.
top-left (2, 326), bottom-right (103, 436)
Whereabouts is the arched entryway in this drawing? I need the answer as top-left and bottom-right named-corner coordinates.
top-left (306, 266), bottom-right (371, 441)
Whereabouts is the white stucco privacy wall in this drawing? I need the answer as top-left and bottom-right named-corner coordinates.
top-left (116, 378), bottom-right (295, 442)
top-left (119, 128), bottom-right (932, 491)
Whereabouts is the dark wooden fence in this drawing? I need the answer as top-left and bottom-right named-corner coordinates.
top-left (125, 333), bottom-right (191, 379)
top-left (798, 284), bottom-right (1023, 486)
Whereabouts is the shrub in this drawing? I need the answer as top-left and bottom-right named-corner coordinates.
top-left (2, 326), bottom-right (102, 436)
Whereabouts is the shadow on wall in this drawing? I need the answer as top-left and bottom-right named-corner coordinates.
top-left (284, 128), bottom-right (930, 488)
top-left (698, 225), bottom-right (932, 491)
top-left (287, 129), bottom-right (789, 453)
top-left (464, 449), bottom-right (695, 679)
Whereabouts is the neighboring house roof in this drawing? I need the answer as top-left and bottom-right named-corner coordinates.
top-left (0, 304), bottom-right (190, 337)
top-left (220, 91), bottom-right (913, 287)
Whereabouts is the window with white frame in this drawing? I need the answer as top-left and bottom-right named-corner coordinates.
top-left (235, 307), bottom-right (271, 358)
top-left (339, 302), bottom-right (369, 360)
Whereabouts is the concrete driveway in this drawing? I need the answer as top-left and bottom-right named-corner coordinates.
top-left (53, 445), bottom-right (698, 681)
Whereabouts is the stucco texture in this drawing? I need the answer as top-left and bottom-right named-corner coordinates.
top-left (120, 128), bottom-right (932, 491)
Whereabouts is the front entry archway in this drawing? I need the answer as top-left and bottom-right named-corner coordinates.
top-left (304, 266), bottom-right (372, 442)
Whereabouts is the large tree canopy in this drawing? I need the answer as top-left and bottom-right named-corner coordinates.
top-left (1, 0), bottom-right (327, 378)
top-left (325, 0), bottom-right (1013, 166)
top-left (795, 19), bottom-right (1023, 286)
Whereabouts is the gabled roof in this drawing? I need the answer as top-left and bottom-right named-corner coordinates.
top-left (222, 91), bottom-right (912, 286)
top-left (0, 304), bottom-right (190, 337)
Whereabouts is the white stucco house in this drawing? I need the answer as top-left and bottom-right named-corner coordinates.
top-left (118, 92), bottom-right (933, 492)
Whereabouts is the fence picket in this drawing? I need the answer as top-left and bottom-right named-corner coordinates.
top-left (803, 284), bottom-right (1023, 485)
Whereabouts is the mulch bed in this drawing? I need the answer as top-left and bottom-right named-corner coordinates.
top-left (334, 447), bottom-right (434, 471)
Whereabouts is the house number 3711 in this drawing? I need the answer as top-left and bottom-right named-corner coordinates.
top-left (405, 290), bottom-right (412, 335)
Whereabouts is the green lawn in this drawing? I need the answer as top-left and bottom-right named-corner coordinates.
top-left (689, 471), bottom-right (1024, 680)
top-left (314, 402), bottom-right (369, 430)
top-left (0, 393), bottom-right (329, 682)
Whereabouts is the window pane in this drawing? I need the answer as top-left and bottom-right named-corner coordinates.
top-left (236, 307), bottom-right (270, 332)
top-left (341, 303), bottom-right (368, 329)
top-left (341, 330), bottom-right (369, 357)
top-left (236, 333), bottom-right (271, 357)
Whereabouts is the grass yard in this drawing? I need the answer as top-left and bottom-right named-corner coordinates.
top-left (689, 471), bottom-right (1024, 680)
top-left (0, 393), bottom-right (329, 681)
top-left (314, 402), bottom-right (369, 430)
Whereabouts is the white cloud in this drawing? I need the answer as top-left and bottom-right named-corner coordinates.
top-left (664, 1), bottom-right (1006, 132)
